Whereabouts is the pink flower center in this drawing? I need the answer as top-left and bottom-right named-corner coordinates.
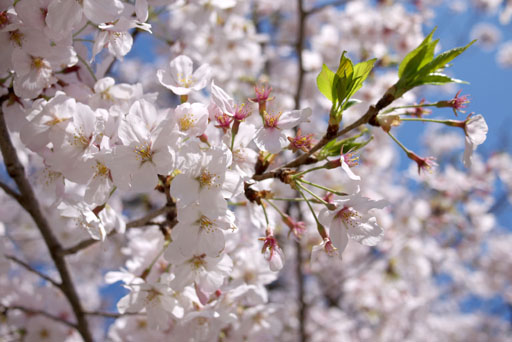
top-left (335, 206), bottom-right (361, 229)
top-left (263, 111), bottom-right (282, 128)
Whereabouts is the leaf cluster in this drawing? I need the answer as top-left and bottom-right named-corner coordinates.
top-left (393, 28), bottom-right (475, 98)
top-left (316, 52), bottom-right (376, 124)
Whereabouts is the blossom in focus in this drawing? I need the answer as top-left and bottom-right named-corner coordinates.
top-left (462, 114), bottom-right (488, 168)
top-left (157, 55), bottom-right (211, 95)
top-left (318, 194), bottom-right (387, 256)
top-left (254, 108), bottom-right (312, 154)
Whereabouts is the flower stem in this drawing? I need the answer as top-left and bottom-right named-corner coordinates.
top-left (400, 118), bottom-right (464, 127)
top-left (73, 21), bottom-right (92, 38)
top-left (140, 240), bottom-right (170, 280)
top-left (73, 38), bottom-right (95, 43)
top-left (293, 165), bottom-right (326, 178)
top-left (261, 202), bottom-right (270, 226)
top-left (295, 181), bottom-right (334, 209)
top-left (265, 199), bottom-right (288, 219)
top-left (382, 103), bottom-right (439, 114)
top-left (76, 54), bottom-right (97, 82)
top-left (296, 186), bottom-right (321, 226)
top-left (387, 131), bottom-right (411, 155)
top-left (295, 178), bottom-right (347, 196)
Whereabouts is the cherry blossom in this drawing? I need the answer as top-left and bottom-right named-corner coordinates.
top-left (318, 194), bottom-right (387, 255)
top-left (463, 114), bottom-right (488, 167)
top-left (157, 55), bottom-right (211, 96)
top-left (254, 107), bottom-right (312, 153)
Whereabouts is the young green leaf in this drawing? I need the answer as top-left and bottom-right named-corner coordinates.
top-left (316, 64), bottom-right (336, 102)
top-left (409, 73), bottom-right (467, 88)
top-left (415, 40), bottom-right (476, 80)
top-left (398, 28), bottom-right (437, 79)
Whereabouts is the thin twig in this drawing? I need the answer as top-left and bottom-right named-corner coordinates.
top-left (60, 205), bottom-right (173, 256)
top-left (0, 181), bottom-right (21, 202)
top-left (294, 0), bottom-right (306, 109)
top-left (306, 0), bottom-right (348, 16)
top-left (0, 103), bottom-right (93, 341)
top-left (4, 305), bottom-right (78, 329)
top-left (5, 254), bottom-right (61, 289)
top-left (293, 3), bottom-right (308, 340)
top-left (84, 311), bottom-right (142, 318)
top-left (126, 205), bottom-right (174, 229)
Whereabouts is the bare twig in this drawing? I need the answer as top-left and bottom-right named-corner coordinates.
top-left (61, 205), bottom-right (174, 256)
top-left (294, 0), bottom-right (307, 110)
top-left (85, 311), bottom-right (143, 318)
top-left (0, 105), bottom-right (93, 341)
top-left (306, 0), bottom-right (348, 16)
top-left (294, 2), bottom-right (308, 341)
top-left (0, 181), bottom-right (21, 202)
top-left (5, 254), bottom-right (61, 289)
top-left (127, 205), bottom-right (174, 229)
top-left (4, 305), bottom-right (78, 329)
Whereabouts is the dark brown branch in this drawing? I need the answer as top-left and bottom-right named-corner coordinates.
top-left (293, 0), bottom-right (307, 109)
top-left (306, 0), bottom-right (348, 16)
top-left (5, 254), bottom-right (61, 289)
top-left (0, 181), bottom-right (21, 202)
top-left (3, 305), bottom-right (78, 329)
top-left (0, 106), bottom-right (93, 341)
top-left (61, 205), bottom-right (173, 256)
top-left (85, 311), bottom-right (142, 318)
top-left (127, 205), bottom-right (174, 229)
top-left (293, 2), bottom-right (308, 341)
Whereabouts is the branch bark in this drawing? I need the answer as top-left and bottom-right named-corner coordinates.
top-left (5, 254), bottom-right (61, 289)
top-left (0, 106), bottom-right (93, 341)
top-left (61, 205), bottom-right (174, 256)
top-left (293, 2), bottom-right (308, 340)
top-left (4, 305), bottom-right (78, 329)
top-left (0, 181), bottom-right (21, 202)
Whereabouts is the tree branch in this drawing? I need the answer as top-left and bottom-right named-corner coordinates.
top-left (85, 311), bottom-right (142, 318)
top-left (0, 106), bottom-right (93, 342)
top-left (61, 205), bottom-right (174, 256)
top-left (3, 305), bottom-right (78, 329)
top-left (294, 2), bottom-right (308, 341)
top-left (5, 254), bottom-right (61, 289)
top-left (0, 181), bottom-right (21, 202)
top-left (306, 0), bottom-right (348, 16)
top-left (294, 0), bottom-right (307, 110)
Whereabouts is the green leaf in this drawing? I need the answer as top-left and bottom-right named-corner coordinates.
top-left (347, 58), bottom-right (377, 99)
top-left (342, 99), bottom-right (362, 111)
top-left (316, 64), bottom-right (336, 102)
top-left (316, 52), bottom-right (375, 117)
top-left (394, 28), bottom-right (474, 98)
top-left (317, 129), bottom-right (371, 160)
top-left (409, 73), bottom-right (468, 87)
top-left (342, 135), bottom-right (373, 154)
top-left (336, 51), bottom-right (354, 79)
top-left (415, 40), bottom-right (476, 80)
top-left (398, 28), bottom-right (437, 79)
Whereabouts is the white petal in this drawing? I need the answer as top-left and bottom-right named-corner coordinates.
top-left (330, 221), bottom-right (349, 254)
top-left (278, 108), bottom-right (312, 129)
top-left (254, 128), bottom-right (286, 154)
top-left (171, 174), bottom-right (199, 206)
